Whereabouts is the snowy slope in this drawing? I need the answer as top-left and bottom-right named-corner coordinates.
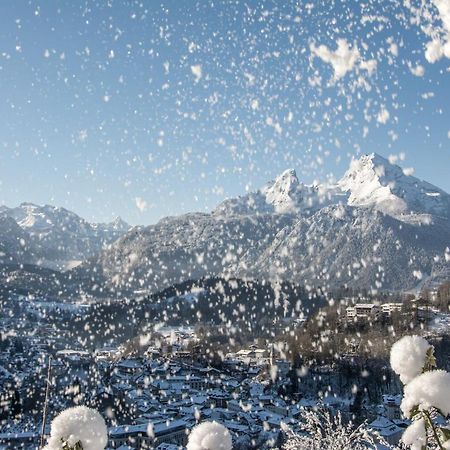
top-left (0, 216), bottom-right (34, 265)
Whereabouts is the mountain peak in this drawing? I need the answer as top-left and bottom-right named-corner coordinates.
top-left (360, 152), bottom-right (390, 165)
top-left (110, 216), bottom-right (131, 231)
top-left (216, 154), bottom-right (450, 219)
top-left (19, 201), bottom-right (39, 208)
top-left (276, 167), bottom-right (298, 180)
top-left (263, 168), bottom-right (301, 212)
top-left (339, 153), bottom-right (450, 218)
top-left (343, 152), bottom-right (393, 177)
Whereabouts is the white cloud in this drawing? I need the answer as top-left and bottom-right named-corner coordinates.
top-left (266, 117), bottom-right (282, 134)
top-left (244, 72), bottom-right (255, 85)
top-left (188, 42), bottom-right (197, 53)
top-left (386, 37), bottom-right (398, 57)
top-left (250, 99), bottom-right (259, 110)
top-left (78, 129), bottom-right (88, 141)
top-left (435, 0), bottom-right (450, 45)
top-left (388, 154), bottom-right (398, 164)
top-left (403, 167), bottom-right (415, 176)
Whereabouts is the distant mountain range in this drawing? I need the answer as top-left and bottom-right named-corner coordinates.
top-left (0, 203), bottom-right (131, 270)
top-left (1, 153), bottom-right (449, 297)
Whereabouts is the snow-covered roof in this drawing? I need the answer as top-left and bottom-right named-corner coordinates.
top-left (369, 416), bottom-right (403, 437)
top-left (109, 419), bottom-right (187, 438)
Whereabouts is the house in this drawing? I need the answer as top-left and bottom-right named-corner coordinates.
top-left (149, 420), bottom-right (188, 447)
top-left (164, 374), bottom-right (208, 391)
top-left (90, 385), bottom-right (115, 413)
top-left (266, 399), bottom-right (290, 417)
top-left (208, 389), bottom-right (230, 408)
top-left (0, 431), bottom-right (38, 449)
top-left (109, 420), bottom-right (187, 449)
top-left (416, 306), bottom-right (435, 321)
top-left (382, 395), bottom-right (402, 420)
top-left (55, 349), bottom-right (91, 368)
top-left (381, 303), bottom-right (403, 316)
top-left (108, 423), bottom-right (150, 448)
top-left (234, 348), bottom-right (268, 364)
top-left (115, 359), bottom-right (143, 375)
top-left (346, 304), bottom-right (381, 322)
top-left (368, 416), bottom-right (404, 445)
top-left (95, 348), bottom-right (118, 362)
top-left (155, 444), bottom-right (180, 450)
top-left (271, 359), bottom-right (291, 379)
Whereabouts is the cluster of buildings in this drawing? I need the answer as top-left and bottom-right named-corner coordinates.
top-left (0, 296), bottom-right (298, 449)
top-left (0, 337), bottom-right (298, 449)
top-left (0, 331), bottom-right (411, 449)
top-left (0, 293), bottom-right (435, 449)
top-left (345, 302), bottom-right (401, 322)
top-left (345, 299), bottom-right (434, 324)
top-left (87, 342), bottom-right (302, 449)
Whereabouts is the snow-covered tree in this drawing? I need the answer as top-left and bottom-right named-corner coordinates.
top-left (281, 407), bottom-right (385, 450)
top-left (42, 406), bottom-right (107, 450)
top-left (390, 335), bottom-right (450, 450)
top-left (390, 336), bottom-right (435, 385)
top-left (186, 421), bottom-right (232, 450)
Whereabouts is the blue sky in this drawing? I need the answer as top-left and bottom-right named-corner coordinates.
top-left (0, 0), bottom-right (449, 225)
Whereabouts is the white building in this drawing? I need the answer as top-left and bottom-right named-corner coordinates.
top-left (346, 304), bottom-right (381, 322)
top-left (234, 348), bottom-right (268, 364)
top-left (368, 416), bottom-right (403, 445)
top-left (382, 394), bottom-right (402, 420)
top-left (109, 420), bottom-right (187, 448)
top-left (381, 303), bottom-right (403, 316)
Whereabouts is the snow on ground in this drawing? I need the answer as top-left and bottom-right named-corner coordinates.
top-left (430, 311), bottom-right (450, 334)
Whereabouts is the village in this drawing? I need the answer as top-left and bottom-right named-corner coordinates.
top-left (2, 292), bottom-right (439, 449)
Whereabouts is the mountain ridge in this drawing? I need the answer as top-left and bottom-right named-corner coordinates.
top-left (0, 203), bottom-right (132, 270)
top-left (73, 153), bottom-right (450, 295)
top-left (215, 152), bottom-right (450, 221)
top-left (1, 153), bottom-right (449, 295)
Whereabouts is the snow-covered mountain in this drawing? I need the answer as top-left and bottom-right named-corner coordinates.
top-left (0, 203), bottom-right (131, 270)
top-left (213, 168), bottom-right (341, 216)
top-left (215, 153), bottom-right (450, 222)
top-left (76, 153), bottom-right (450, 295)
top-left (338, 153), bottom-right (450, 221)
